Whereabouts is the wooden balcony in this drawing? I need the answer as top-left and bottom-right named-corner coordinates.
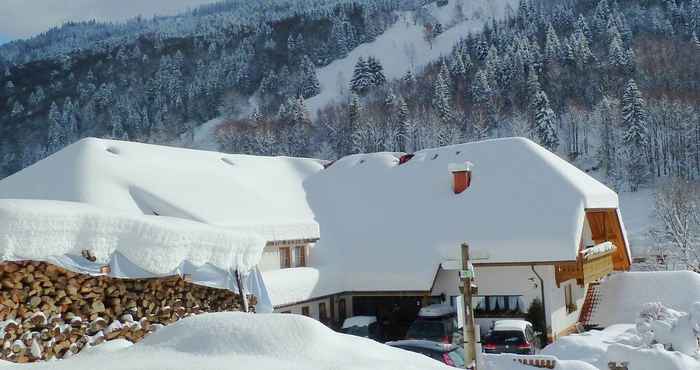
top-left (555, 244), bottom-right (616, 287)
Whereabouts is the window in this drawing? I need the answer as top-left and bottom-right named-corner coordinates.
top-left (319, 302), bottom-right (328, 322)
top-left (281, 311), bottom-right (291, 314)
top-left (279, 247), bottom-right (291, 268)
top-left (294, 246), bottom-right (306, 267)
top-left (301, 306), bottom-right (310, 317)
top-left (474, 295), bottom-right (525, 316)
top-left (565, 284), bottom-right (576, 314)
top-left (338, 299), bottom-right (347, 323)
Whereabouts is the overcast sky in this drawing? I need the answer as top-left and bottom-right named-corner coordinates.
top-left (0, 0), bottom-right (219, 41)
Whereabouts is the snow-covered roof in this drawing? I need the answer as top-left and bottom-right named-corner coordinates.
top-left (0, 138), bottom-right (322, 242)
top-left (493, 320), bottom-right (531, 332)
top-left (306, 137), bottom-right (620, 294)
top-left (0, 199), bottom-right (264, 275)
top-left (342, 316), bottom-right (377, 329)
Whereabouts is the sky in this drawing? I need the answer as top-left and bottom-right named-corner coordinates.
top-left (0, 0), bottom-right (219, 41)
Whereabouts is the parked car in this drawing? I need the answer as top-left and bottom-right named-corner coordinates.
top-left (386, 340), bottom-right (465, 368)
top-left (340, 316), bottom-right (384, 341)
top-left (405, 304), bottom-right (459, 343)
top-left (482, 320), bottom-right (540, 355)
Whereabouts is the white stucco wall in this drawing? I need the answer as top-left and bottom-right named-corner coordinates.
top-left (431, 265), bottom-right (579, 340)
top-left (276, 297), bottom-right (332, 321)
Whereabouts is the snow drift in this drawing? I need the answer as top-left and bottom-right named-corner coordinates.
top-left (0, 313), bottom-right (453, 370)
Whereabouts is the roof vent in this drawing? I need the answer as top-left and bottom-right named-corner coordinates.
top-left (448, 162), bottom-right (474, 194)
top-left (398, 154), bottom-right (415, 165)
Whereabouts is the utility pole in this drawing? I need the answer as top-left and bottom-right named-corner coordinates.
top-left (460, 243), bottom-right (478, 369)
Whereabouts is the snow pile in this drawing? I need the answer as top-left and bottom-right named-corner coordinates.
top-left (591, 271), bottom-right (700, 327)
top-left (542, 302), bottom-right (700, 370)
top-left (0, 313), bottom-right (453, 370)
top-left (306, 0), bottom-right (517, 116)
top-left (0, 138), bottom-right (322, 243)
top-left (261, 267), bottom-right (341, 307)
top-left (0, 199), bottom-right (266, 274)
top-left (581, 242), bottom-right (616, 260)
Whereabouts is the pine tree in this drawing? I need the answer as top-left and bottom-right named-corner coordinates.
top-left (403, 69), bottom-right (416, 84)
top-left (532, 90), bottom-right (559, 152)
top-left (608, 32), bottom-right (629, 68)
top-left (350, 57), bottom-right (372, 94)
top-left (397, 97), bottom-right (410, 152)
top-left (432, 72), bottom-right (452, 123)
top-left (471, 69), bottom-right (493, 105)
top-left (46, 102), bottom-right (65, 154)
top-left (348, 93), bottom-right (363, 154)
top-left (300, 55), bottom-right (320, 98)
top-left (621, 79), bottom-right (649, 191)
top-left (5, 80), bottom-right (14, 92)
top-left (693, 31), bottom-right (700, 50)
top-left (575, 14), bottom-right (593, 43)
top-left (544, 23), bottom-right (561, 63)
top-left (3, 66), bottom-right (10, 77)
top-left (367, 56), bottom-right (386, 87)
top-left (11, 101), bottom-right (24, 117)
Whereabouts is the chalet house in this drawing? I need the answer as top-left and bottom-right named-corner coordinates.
top-left (0, 137), bottom-right (631, 351)
top-left (259, 137), bottom-right (631, 343)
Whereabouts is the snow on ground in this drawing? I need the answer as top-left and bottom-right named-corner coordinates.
top-left (591, 271), bottom-right (700, 327)
top-left (618, 189), bottom-right (655, 258)
top-left (541, 324), bottom-right (700, 370)
top-left (0, 313), bottom-right (453, 370)
top-left (306, 0), bottom-right (517, 117)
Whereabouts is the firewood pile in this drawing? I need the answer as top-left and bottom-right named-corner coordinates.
top-left (0, 261), bottom-right (254, 363)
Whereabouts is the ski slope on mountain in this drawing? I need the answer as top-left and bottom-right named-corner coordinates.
top-left (306, 0), bottom-right (517, 117)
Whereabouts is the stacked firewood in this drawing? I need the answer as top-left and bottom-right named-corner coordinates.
top-left (0, 261), bottom-right (254, 363)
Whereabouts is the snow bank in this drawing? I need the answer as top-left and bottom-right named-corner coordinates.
top-left (307, 0), bottom-right (517, 117)
top-left (591, 271), bottom-right (700, 327)
top-left (0, 199), bottom-right (265, 275)
top-left (305, 138), bottom-right (620, 293)
top-left (0, 138), bottom-right (322, 243)
top-left (0, 313), bottom-right (453, 370)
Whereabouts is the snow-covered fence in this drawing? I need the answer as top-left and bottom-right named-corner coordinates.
top-left (512, 356), bottom-right (557, 369)
top-left (608, 362), bottom-right (629, 370)
top-left (0, 261), bottom-right (253, 363)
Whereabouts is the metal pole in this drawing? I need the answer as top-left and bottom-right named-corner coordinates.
top-left (530, 265), bottom-right (547, 344)
top-left (461, 243), bottom-right (477, 369)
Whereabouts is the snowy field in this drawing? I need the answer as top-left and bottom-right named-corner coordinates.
top-left (306, 0), bottom-right (517, 117)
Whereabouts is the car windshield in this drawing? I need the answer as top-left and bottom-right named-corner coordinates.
top-left (342, 325), bottom-right (370, 337)
top-left (406, 320), bottom-right (445, 339)
top-left (487, 330), bottom-right (526, 345)
top-left (446, 348), bottom-right (465, 367)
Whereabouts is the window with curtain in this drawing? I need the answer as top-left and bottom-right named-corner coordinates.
top-left (279, 247), bottom-right (291, 268)
top-left (474, 295), bottom-right (525, 316)
top-left (294, 246), bottom-right (306, 267)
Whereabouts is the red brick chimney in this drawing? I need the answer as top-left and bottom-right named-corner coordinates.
top-left (448, 162), bottom-right (474, 194)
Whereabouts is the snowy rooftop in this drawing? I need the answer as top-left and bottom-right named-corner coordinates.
top-left (0, 138), bottom-right (322, 243)
top-left (306, 137), bottom-right (621, 294)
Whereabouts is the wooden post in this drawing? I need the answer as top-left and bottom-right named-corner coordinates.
top-left (461, 243), bottom-right (478, 369)
top-left (235, 270), bottom-right (249, 313)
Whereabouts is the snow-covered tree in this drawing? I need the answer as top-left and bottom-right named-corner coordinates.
top-left (432, 72), bottom-right (452, 123)
top-left (532, 90), bottom-right (559, 152)
top-left (367, 56), bottom-right (386, 87)
top-left (46, 102), bottom-right (65, 154)
top-left (350, 57), bottom-right (372, 95)
top-left (544, 23), bottom-right (561, 63)
top-left (621, 79), bottom-right (649, 191)
top-left (299, 55), bottom-right (320, 98)
top-left (10, 102), bottom-right (24, 117)
top-left (693, 31), bottom-right (700, 50)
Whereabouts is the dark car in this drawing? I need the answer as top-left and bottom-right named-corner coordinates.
top-left (340, 316), bottom-right (384, 341)
top-left (482, 320), bottom-right (540, 355)
top-left (406, 304), bottom-right (459, 343)
top-left (386, 340), bottom-right (465, 368)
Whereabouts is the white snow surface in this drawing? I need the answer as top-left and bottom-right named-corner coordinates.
top-left (341, 316), bottom-right (377, 329)
top-left (591, 271), bottom-right (700, 327)
top-left (0, 313), bottom-right (453, 370)
top-left (0, 199), bottom-right (265, 274)
top-left (0, 138), bottom-right (322, 243)
top-left (306, 0), bottom-right (517, 117)
top-left (617, 189), bottom-right (655, 258)
top-left (261, 267), bottom-right (340, 307)
top-left (581, 241), bottom-right (616, 260)
top-left (306, 138), bottom-right (621, 293)
top-left (541, 324), bottom-right (700, 370)
top-left (483, 354), bottom-right (598, 370)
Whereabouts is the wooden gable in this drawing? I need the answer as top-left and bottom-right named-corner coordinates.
top-left (585, 209), bottom-right (630, 271)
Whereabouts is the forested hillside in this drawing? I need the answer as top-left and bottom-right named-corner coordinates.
top-left (1, 0), bottom-right (699, 198)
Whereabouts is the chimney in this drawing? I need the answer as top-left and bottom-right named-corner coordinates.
top-left (448, 162), bottom-right (474, 194)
